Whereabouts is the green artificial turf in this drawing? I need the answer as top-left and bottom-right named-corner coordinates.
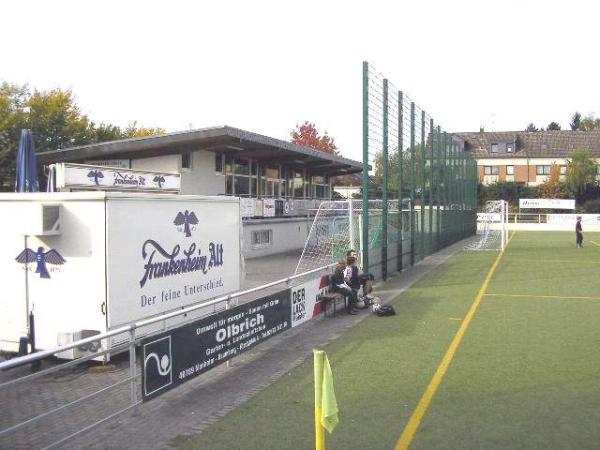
top-left (179, 232), bottom-right (600, 450)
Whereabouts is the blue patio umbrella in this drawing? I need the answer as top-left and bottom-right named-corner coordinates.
top-left (15, 129), bottom-right (39, 192)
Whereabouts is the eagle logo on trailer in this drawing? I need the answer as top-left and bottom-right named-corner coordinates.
top-left (15, 247), bottom-right (66, 279)
top-left (87, 169), bottom-right (104, 186)
top-left (174, 210), bottom-right (199, 237)
top-left (153, 175), bottom-right (166, 188)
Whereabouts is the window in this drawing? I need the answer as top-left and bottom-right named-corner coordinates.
top-left (490, 143), bottom-right (498, 153)
top-left (506, 165), bottom-right (514, 175)
top-left (215, 154), bottom-right (223, 173)
top-left (506, 144), bottom-right (514, 153)
top-left (181, 152), bottom-right (192, 171)
top-left (224, 156), bottom-right (254, 196)
top-left (293, 170), bottom-right (304, 198)
top-left (260, 165), bottom-right (281, 198)
top-left (536, 165), bottom-right (552, 175)
top-left (311, 175), bottom-right (330, 199)
top-left (251, 229), bottom-right (272, 248)
top-left (484, 166), bottom-right (499, 175)
top-left (560, 165), bottom-right (567, 175)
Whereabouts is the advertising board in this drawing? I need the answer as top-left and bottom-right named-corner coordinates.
top-left (106, 197), bottom-right (240, 328)
top-left (57, 163), bottom-right (180, 192)
top-left (519, 199), bottom-right (575, 210)
top-left (141, 290), bottom-right (290, 400)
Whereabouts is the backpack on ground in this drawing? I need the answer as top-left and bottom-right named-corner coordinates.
top-left (372, 303), bottom-right (395, 316)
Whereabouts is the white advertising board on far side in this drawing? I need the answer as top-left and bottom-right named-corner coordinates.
top-left (519, 198), bottom-right (575, 209)
top-left (105, 196), bottom-right (240, 328)
top-left (547, 214), bottom-right (600, 225)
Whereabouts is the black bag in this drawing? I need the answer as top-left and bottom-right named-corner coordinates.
top-left (373, 304), bottom-right (395, 316)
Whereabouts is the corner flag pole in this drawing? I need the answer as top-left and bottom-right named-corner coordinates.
top-left (314, 349), bottom-right (339, 450)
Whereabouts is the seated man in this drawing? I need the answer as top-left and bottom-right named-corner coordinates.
top-left (331, 259), bottom-right (358, 314)
top-left (346, 249), bottom-right (374, 298)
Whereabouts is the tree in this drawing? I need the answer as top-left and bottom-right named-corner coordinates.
top-left (525, 123), bottom-right (539, 132)
top-left (290, 121), bottom-right (338, 155)
top-left (579, 114), bottom-right (600, 131)
top-left (547, 121), bottom-right (561, 131)
top-left (124, 121), bottom-right (165, 138)
top-left (27, 88), bottom-right (96, 153)
top-left (570, 112), bottom-right (582, 130)
top-left (0, 81), bottom-right (166, 191)
top-left (0, 83), bottom-right (29, 189)
top-left (566, 148), bottom-right (598, 196)
top-left (538, 164), bottom-right (569, 199)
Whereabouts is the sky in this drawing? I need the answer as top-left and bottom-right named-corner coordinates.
top-left (2, 0), bottom-right (599, 162)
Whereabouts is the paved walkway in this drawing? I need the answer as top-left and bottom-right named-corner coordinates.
top-left (59, 240), bottom-right (470, 450)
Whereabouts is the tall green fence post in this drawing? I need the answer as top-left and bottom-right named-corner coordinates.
top-left (362, 61), bottom-right (369, 272)
top-left (398, 91), bottom-right (404, 272)
top-left (382, 79), bottom-right (389, 280)
top-left (428, 118), bottom-right (434, 254)
top-left (436, 126), bottom-right (441, 249)
top-left (420, 111), bottom-right (426, 260)
top-left (410, 102), bottom-right (416, 266)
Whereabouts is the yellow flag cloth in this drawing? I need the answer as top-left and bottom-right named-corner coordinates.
top-left (314, 350), bottom-right (339, 434)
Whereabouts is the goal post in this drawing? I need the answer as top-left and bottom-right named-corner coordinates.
top-left (466, 200), bottom-right (509, 251)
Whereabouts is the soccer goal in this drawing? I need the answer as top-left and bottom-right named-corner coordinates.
top-left (466, 200), bottom-right (509, 251)
top-left (295, 200), bottom-right (361, 275)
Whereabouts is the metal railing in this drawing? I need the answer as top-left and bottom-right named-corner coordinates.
top-left (0, 262), bottom-right (335, 450)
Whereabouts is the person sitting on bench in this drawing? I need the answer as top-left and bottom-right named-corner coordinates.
top-left (332, 259), bottom-right (358, 314)
top-left (346, 249), bottom-right (374, 298)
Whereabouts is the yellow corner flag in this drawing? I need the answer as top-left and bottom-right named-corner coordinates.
top-left (314, 349), bottom-right (339, 450)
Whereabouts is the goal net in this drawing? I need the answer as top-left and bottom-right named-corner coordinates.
top-left (466, 200), bottom-right (508, 251)
top-left (294, 200), bottom-right (400, 275)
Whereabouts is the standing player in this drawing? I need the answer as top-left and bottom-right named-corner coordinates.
top-left (576, 216), bottom-right (583, 248)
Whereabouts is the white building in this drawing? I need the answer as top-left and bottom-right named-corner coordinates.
top-left (38, 126), bottom-right (362, 258)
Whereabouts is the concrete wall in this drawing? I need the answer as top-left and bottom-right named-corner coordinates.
top-left (131, 154), bottom-right (179, 173)
top-left (180, 150), bottom-right (225, 196)
top-left (243, 218), bottom-right (310, 259)
top-left (132, 150), bottom-right (224, 196)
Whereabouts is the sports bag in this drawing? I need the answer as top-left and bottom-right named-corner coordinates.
top-left (373, 304), bottom-right (395, 316)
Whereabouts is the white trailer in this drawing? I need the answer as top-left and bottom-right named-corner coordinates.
top-left (0, 192), bottom-right (241, 359)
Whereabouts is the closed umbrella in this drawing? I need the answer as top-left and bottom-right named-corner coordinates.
top-left (15, 129), bottom-right (39, 192)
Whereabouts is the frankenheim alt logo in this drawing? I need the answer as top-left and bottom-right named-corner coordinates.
top-left (15, 247), bottom-right (66, 279)
top-left (87, 169), bottom-right (104, 186)
top-left (174, 210), bottom-right (199, 237)
top-left (143, 336), bottom-right (173, 397)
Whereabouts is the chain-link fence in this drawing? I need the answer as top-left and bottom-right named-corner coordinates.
top-left (362, 62), bottom-right (478, 279)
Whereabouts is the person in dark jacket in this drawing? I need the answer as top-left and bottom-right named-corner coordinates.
top-left (332, 259), bottom-right (358, 314)
top-left (576, 216), bottom-right (583, 248)
top-left (346, 249), bottom-right (374, 296)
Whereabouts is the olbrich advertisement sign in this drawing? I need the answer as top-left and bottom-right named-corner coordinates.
top-left (519, 198), bottom-right (575, 210)
top-left (106, 197), bottom-right (240, 328)
top-left (57, 162), bottom-right (180, 192)
top-left (142, 290), bottom-right (290, 400)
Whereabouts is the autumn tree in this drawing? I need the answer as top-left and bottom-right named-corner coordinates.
top-left (538, 164), bottom-right (568, 199)
top-left (124, 121), bottom-right (166, 138)
top-left (290, 121), bottom-right (338, 155)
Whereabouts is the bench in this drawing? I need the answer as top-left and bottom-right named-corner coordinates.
top-left (318, 292), bottom-right (345, 316)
